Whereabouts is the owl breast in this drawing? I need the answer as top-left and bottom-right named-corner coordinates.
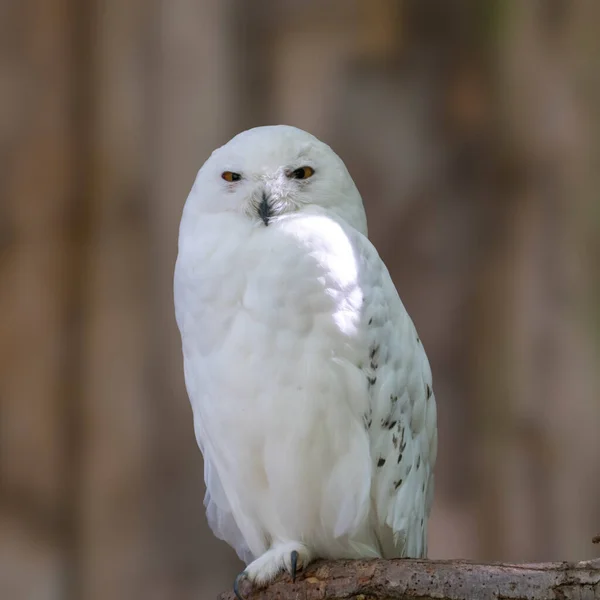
top-left (176, 210), bottom-right (368, 402)
top-left (174, 210), bottom-right (377, 558)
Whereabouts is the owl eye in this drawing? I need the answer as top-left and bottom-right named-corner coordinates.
top-left (221, 171), bottom-right (241, 182)
top-left (289, 166), bottom-right (315, 180)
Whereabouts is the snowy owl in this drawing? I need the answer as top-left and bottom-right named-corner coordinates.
top-left (174, 125), bottom-right (437, 598)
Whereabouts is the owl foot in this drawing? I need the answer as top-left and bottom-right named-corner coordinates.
top-left (232, 551), bottom-right (299, 599)
top-left (233, 541), bottom-right (312, 597)
top-left (233, 543), bottom-right (312, 597)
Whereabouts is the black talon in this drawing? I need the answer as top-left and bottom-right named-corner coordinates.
top-left (233, 571), bottom-right (246, 600)
top-left (290, 550), bottom-right (299, 583)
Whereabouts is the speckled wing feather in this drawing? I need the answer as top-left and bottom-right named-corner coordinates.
top-left (353, 231), bottom-right (438, 559)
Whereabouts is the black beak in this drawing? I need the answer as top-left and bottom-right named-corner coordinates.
top-left (257, 191), bottom-right (272, 226)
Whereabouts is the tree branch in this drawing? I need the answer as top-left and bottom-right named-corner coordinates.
top-left (219, 557), bottom-right (600, 600)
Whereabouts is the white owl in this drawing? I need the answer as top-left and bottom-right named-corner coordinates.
top-left (174, 125), bottom-right (437, 598)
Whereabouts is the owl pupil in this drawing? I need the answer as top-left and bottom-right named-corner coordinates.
top-left (292, 167), bottom-right (308, 179)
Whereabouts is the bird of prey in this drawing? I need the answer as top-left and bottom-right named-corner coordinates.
top-left (174, 125), bottom-right (437, 598)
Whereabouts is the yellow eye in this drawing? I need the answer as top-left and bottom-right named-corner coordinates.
top-left (221, 171), bottom-right (241, 182)
top-left (289, 166), bottom-right (315, 180)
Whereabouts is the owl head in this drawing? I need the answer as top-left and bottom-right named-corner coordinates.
top-left (184, 125), bottom-right (367, 235)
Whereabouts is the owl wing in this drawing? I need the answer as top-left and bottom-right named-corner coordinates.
top-left (353, 231), bottom-right (438, 559)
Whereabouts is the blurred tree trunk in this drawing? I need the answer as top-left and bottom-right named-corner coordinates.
top-left (0, 1), bottom-right (74, 598)
top-left (77, 0), bottom-right (153, 598)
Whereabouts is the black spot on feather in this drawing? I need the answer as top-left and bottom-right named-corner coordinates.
top-left (367, 376), bottom-right (377, 387)
top-left (392, 434), bottom-right (399, 449)
top-left (398, 425), bottom-right (407, 454)
top-left (369, 344), bottom-right (379, 369)
top-left (426, 384), bottom-right (432, 399)
top-left (394, 479), bottom-right (403, 490)
top-left (377, 457), bottom-right (386, 467)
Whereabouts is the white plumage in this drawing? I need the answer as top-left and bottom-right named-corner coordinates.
top-left (174, 125), bottom-right (437, 586)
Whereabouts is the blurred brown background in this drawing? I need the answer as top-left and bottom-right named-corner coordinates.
top-left (1, 0), bottom-right (600, 598)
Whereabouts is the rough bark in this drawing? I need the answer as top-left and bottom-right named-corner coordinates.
top-left (219, 558), bottom-right (600, 600)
